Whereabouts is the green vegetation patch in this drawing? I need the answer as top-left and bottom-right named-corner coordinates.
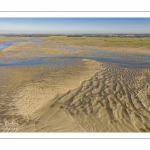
top-left (42, 36), bottom-right (150, 48)
top-left (97, 37), bottom-right (150, 47)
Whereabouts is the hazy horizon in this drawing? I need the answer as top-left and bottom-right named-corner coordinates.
top-left (0, 18), bottom-right (150, 34)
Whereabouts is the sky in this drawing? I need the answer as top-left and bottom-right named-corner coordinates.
top-left (0, 18), bottom-right (149, 34)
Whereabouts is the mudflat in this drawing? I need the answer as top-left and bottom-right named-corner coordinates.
top-left (0, 36), bottom-right (150, 132)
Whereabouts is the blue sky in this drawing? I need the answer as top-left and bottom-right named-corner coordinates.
top-left (0, 18), bottom-right (149, 34)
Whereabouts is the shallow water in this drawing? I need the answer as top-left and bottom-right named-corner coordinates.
top-left (91, 56), bottom-right (150, 68)
top-left (0, 55), bottom-right (150, 69)
top-left (30, 37), bottom-right (46, 42)
top-left (0, 57), bottom-right (72, 67)
top-left (35, 43), bottom-right (41, 48)
top-left (49, 45), bottom-right (150, 62)
top-left (0, 37), bottom-right (150, 68)
top-left (0, 42), bottom-right (23, 51)
top-left (0, 37), bottom-right (45, 51)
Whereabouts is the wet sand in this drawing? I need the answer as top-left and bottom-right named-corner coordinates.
top-left (0, 36), bottom-right (150, 132)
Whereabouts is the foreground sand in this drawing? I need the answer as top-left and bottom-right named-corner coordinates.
top-left (16, 64), bottom-right (150, 132)
top-left (0, 36), bottom-right (150, 132)
top-left (1, 61), bottom-right (150, 132)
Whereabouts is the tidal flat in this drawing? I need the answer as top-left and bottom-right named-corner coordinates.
top-left (0, 36), bottom-right (150, 132)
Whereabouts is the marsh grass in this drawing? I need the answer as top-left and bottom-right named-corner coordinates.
top-left (0, 36), bottom-right (5, 39)
top-left (42, 36), bottom-right (150, 48)
top-left (103, 37), bottom-right (150, 47)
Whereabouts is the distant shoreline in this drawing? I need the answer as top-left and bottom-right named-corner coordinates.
top-left (0, 33), bottom-right (150, 37)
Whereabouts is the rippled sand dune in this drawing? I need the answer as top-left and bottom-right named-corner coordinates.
top-left (0, 36), bottom-right (150, 132)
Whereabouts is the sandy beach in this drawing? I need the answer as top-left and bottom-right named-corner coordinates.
top-left (0, 36), bottom-right (150, 132)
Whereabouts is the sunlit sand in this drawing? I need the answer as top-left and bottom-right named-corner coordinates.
top-left (0, 36), bottom-right (150, 132)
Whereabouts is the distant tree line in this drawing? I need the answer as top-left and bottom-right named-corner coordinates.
top-left (0, 34), bottom-right (150, 37)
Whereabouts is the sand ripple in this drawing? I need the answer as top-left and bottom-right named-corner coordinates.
top-left (10, 62), bottom-right (150, 132)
